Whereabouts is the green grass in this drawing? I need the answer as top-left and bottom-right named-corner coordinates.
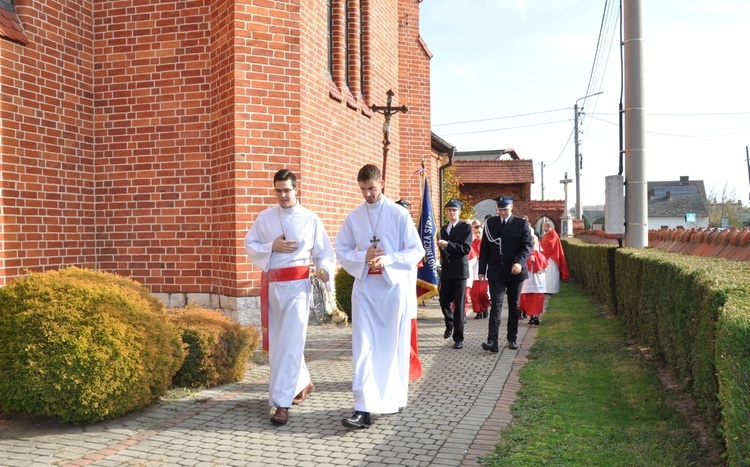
top-left (482, 282), bottom-right (723, 467)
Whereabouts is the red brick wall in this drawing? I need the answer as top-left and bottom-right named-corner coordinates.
top-left (1, 0), bottom-right (433, 304)
top-left (461, 184), bottom-right (566, 233)
top-left (398, 0), bottom-right (439, 224)
top-left (207, 0), bottom-right (236, 297)
top-left (230, 0), bottom-right (303, 297)
top-left (93, 1), bottom-right (215, 293)
top-left (526, 200), bottom-right (567, 234)
top-left (462, 183), bottom-right (528, 207)
top-left (0, 0), bottom-right (96, 287)
top-left (299, 0), bottom-right (431, 228)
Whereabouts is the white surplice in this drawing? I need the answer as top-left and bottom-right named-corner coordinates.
top-left (244, 203), bottom-right (335, 408)
top-left (543, 257), bottom-right (561, 293)
top-left (336, 197), bottom-right (425, 414)
top-left (522, 241), bottom-right (547, 295)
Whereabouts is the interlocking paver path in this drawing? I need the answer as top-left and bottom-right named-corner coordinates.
top-left (0, 298), bottom-right (536, 466)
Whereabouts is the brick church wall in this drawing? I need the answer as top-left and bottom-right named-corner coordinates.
top-left (0, 0), bottom-right (97, 287)
top-left (397, 1), bottom-right (438, 221)
top-left (1, 0), bottom-right (434, 322)
top-left (93, 0), bottom-right (216, 295)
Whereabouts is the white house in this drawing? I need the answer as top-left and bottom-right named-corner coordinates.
top-left (647, 176), bottom-right (710, 230)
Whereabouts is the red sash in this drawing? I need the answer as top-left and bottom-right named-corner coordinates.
top-left (410, 318), bottom-right (422, 381)
top-left (268, 265), bottom-right (310, 282)
top-left (260, 266), bottom-right (310, 351)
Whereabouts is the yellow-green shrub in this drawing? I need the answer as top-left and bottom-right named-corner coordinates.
top-left (0, 267), bottom-right (185, 424)
top-left (169, 305), bottom-right (260, 388)
top-left (334, 268), bottom-right (355, 321)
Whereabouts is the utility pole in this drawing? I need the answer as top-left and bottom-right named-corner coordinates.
top-left (580, 102), bottom-right (583, 219)
top-left (540, 161), bottom-right (545, 200)
top-left (623, 0), bottom-right (648, 248)
top-left (574, 92), bottom-right (602, 220)
top-left (745, 146), bottom-right (749, 202)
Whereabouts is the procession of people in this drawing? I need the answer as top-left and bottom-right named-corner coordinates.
top-left (245, 166), bottom-right (567, 428)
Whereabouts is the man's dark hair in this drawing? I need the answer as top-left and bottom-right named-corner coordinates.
top-left (357, 164), bottom-right (381, 182)
top-left (273, 169), bottom-right (297, 187)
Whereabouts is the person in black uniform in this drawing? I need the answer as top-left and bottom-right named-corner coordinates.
top-left (477, 196), bottom-right (533, 351)
top-left (438, 199), bottom-right (473, 349)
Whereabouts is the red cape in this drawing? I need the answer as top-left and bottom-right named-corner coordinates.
top-left (470, 238), bottom-right (480, 260)
top-left (526, 249), bottom-right (549, 274)
top-left (539, 230), bottom-right (570, 280)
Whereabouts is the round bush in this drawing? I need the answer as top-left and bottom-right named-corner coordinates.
top-left (169, 305), bottom-right (260, 388)
top-left (0, 267), bottom-right (185, 424)
top-left (334, 268), bottom-right (355, 321)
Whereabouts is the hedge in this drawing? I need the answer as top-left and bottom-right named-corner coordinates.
top-left (563, 239), bottom-right (750, 465)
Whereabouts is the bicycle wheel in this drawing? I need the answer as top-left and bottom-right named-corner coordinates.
top-left (309, 277), bottom-right (327, 325)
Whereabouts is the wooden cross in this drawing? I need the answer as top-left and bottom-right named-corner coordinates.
top-left (371, 90), bottom-right (408, 193)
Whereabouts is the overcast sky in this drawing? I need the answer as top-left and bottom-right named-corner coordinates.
top-left (421, 0), bottom-right (750, 207)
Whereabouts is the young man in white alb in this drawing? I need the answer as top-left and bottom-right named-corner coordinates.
top-left (335, 164), bottom-right (424, 429)
top-left (244, 169), bottom-right (335, 425)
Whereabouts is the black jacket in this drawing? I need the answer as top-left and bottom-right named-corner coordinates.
top-left (478, 215), bottom-right (533, 282)
top-left (439, 221), bottom-right (472, 280)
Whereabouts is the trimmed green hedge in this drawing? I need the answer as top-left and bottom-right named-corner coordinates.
top-left (168, 305), bottom-right (260, 388)
top-left (563, 238), bottom-right (618, 310)
top-left (563, 239), bottom-right (750, 465)
top-left (0, 267), bottom-right (186, 424)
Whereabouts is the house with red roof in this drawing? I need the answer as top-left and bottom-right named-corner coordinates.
top-left (448, 149), bottom-right (567, 234)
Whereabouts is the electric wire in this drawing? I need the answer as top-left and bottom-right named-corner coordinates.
top-left (432, 107), bottom-right (569, 127)
top-left (587, 113), bottom-right (748, 137)
top-left (579, 0), bottom-right (620, 138)
top-left (438, 119), bottom-right (570, 137)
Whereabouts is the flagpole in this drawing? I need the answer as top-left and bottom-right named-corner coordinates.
top-left (418, 157), bottom-right (425, 215)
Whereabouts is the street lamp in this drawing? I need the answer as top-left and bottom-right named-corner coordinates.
top-left (574, 91), bottom-right (603, 220)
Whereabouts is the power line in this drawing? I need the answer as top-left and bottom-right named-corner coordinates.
top-left (592, 111), bottom-right (750, 116)
top-left (439, 119), bottom-right (570, 137)
top-left (544, 128), bottom-right (575, 168)
top-left (432, 107), bottom-right (569, 127)
top-left (580, 0), bottom-right (619, 137)
top-left (586, 113), bottom-right (749, 137)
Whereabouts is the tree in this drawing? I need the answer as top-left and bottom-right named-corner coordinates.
top-left (441, 164), bottom-right (475, 223)
top-left (707, 183), bottom-right (744, 228)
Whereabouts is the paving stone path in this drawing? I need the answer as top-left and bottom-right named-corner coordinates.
top-left (0, 299), bottom-right (537, 467)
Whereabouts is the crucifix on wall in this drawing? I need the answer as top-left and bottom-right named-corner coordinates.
top-left (371, 89), bottom-right (408, 193)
